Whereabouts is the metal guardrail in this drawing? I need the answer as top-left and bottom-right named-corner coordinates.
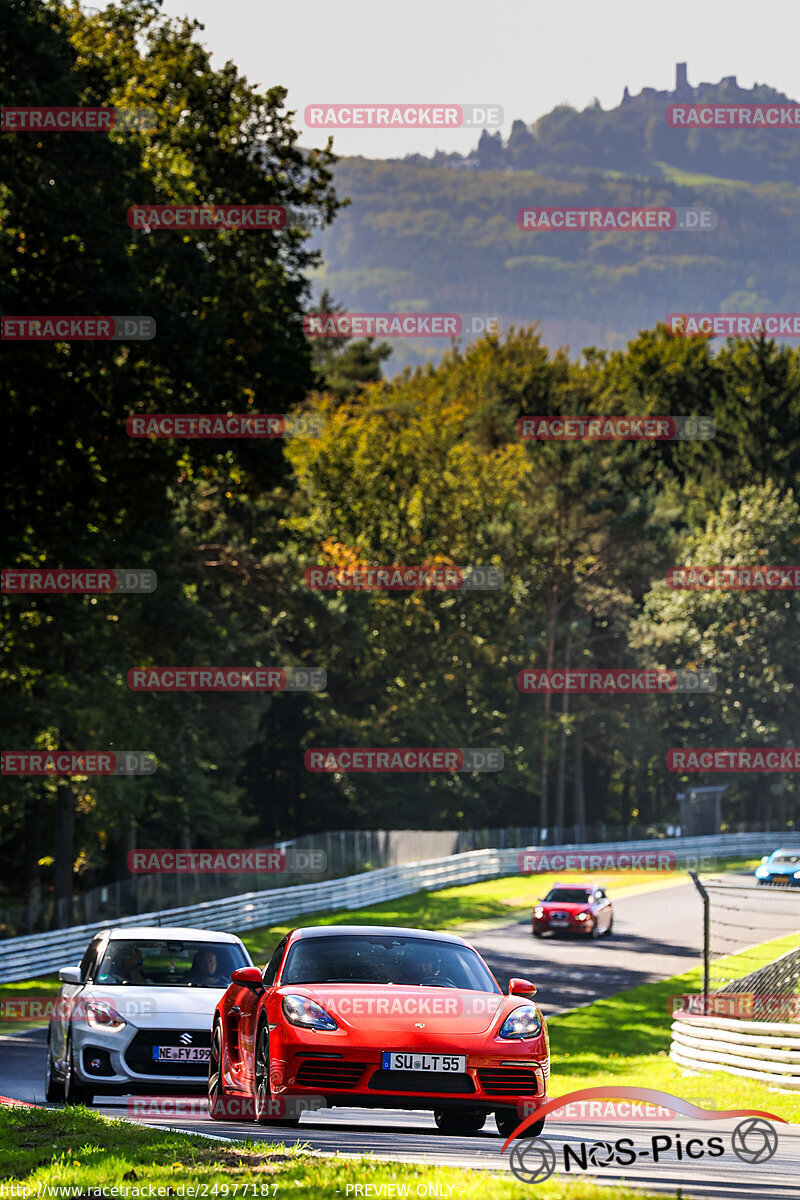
top-left (0, 831), bottom-right (778, 983)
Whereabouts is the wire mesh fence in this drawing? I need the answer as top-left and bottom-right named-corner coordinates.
top-left (706, 877), bottom-right (800, 1020)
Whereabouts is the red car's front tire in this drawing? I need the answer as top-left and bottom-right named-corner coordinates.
top-left (495, 1107), bottom-right (545, 1139)
top-left (254, 1020), bottom-right (300, 1127)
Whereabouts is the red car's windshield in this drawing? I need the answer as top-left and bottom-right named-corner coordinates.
top-left (544, 888), bottom-right (594, 904)
top-left (280, 934), bottom-right (500, 992)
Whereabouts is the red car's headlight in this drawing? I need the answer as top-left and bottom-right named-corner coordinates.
top-left (498, 1004), bottom-right (542, 1040)
top-left (282, 994), bottom-right (338, 1031)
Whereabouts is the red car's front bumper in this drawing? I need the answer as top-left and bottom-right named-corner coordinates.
top-left (533, 913), bottom-right (595, 935)
top-left (268, 1035), bottom-right (549, 1113)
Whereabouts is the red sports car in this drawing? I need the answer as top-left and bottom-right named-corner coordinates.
top-left (208, 925), bottom-right (549, 1139)
top-left (532, 881), bottom-right (614, 938)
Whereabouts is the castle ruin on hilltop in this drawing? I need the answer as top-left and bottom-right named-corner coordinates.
top-left (621, 63), bottom-right (771, 105)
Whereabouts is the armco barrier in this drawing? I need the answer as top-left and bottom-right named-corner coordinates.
top-left (0, 832), bottom-right (778, 983)
top-left (670, 1015), bottom-right (800, 1089)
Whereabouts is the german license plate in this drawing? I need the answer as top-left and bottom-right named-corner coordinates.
top-left (382, 1052), bottom-right (466, 1072)
top-left (152, 1046), bottom-right (210, 1062)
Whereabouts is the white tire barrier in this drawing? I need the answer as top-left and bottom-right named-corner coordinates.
top-left (670, 1015), bottom-right (800, 1089)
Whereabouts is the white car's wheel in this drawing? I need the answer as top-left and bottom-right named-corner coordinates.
top-left (63, 1031), bottom-right (94, 1106)
top-left (44, 1031), bottom-right (63, 1103)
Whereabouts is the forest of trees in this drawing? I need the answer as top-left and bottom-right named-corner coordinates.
top-left (1, 1), bottom-right (798, 915)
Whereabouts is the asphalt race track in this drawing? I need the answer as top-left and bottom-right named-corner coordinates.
top-left (2, 879), bottom-right (798, 1197)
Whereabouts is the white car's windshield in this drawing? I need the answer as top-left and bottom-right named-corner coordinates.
top-left (96, 939), bottom-right (248, 986)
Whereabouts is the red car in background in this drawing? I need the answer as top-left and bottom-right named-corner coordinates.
top-left (532, 881), bottom-right (614, 938)
top-left (208, 925), bottom-right (549, 1140)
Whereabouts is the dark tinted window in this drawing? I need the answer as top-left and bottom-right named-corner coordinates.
top-left (281, 934), bottom-right (499, 992)
top-left (263, 936), bottom-right (289, 985)
top-left (544, 888), bottom-right (593, 904)
top-left (80, 937), bottom-right (103, 983)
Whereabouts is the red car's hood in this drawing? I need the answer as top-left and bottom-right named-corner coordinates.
top-left (540, 901), bottom-right (592, 914)
top-left (279, 984), bottom-right (507, 1035)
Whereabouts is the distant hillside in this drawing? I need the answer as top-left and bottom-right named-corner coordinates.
top-left (311, 66), bottom-right (800, 371)
top-left (411, 64), bottom-right (800, 184)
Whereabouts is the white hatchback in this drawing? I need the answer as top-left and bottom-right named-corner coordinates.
top-left (46, 925), bottom-right (252, 1103)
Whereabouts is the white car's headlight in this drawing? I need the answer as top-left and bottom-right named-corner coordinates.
top-left (86, 1001), bottom-right (127, 1032)
top-left (282, 994), bottom-right (338, 1031)
top-left (499, 1004), bottom-right (542, 1040)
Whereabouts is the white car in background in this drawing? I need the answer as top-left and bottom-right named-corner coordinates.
top-left (46, 925), bottom-right (252, 1103)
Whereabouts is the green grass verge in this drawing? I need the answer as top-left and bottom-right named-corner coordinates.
top-left (0, 1105), bottom-right (674, 1199)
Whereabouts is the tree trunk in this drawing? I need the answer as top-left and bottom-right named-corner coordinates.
top-left (538, 589), bottom-right (557, 832)
top-left (23, 792), bottom-right (43, 933)
top-left (573, 708), bottom-right (586, 836)
top-left (555, 631), bottom-right (572, 834)
top-left (52, 783), bottom-right (75, 929)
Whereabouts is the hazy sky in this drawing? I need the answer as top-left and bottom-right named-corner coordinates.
top-left (148, 0), bottom-right (800, 158)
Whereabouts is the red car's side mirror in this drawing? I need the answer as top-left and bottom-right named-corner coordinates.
top-left (509, 977), bottom-right (537, 996)
top-left (230, 966), bottom-right (265, 991)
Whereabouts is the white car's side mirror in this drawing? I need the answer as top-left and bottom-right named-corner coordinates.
top-left (58, 966), bottom-right (82, 984)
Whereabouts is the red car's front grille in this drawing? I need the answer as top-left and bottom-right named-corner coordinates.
top-left (294, 1060), bottom-right (367, 1090)
top-left (368, 1070), bottom-right (476, 1094)
top-left (477, 1068), bottom-right (540, 1095)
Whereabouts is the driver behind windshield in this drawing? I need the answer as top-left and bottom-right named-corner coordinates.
top-left (189, 948), bottom-right (227, 987)
top-left (400, 944), bottom-right (446, 986)
top-left (104, 942), bottom-right (148, 985)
